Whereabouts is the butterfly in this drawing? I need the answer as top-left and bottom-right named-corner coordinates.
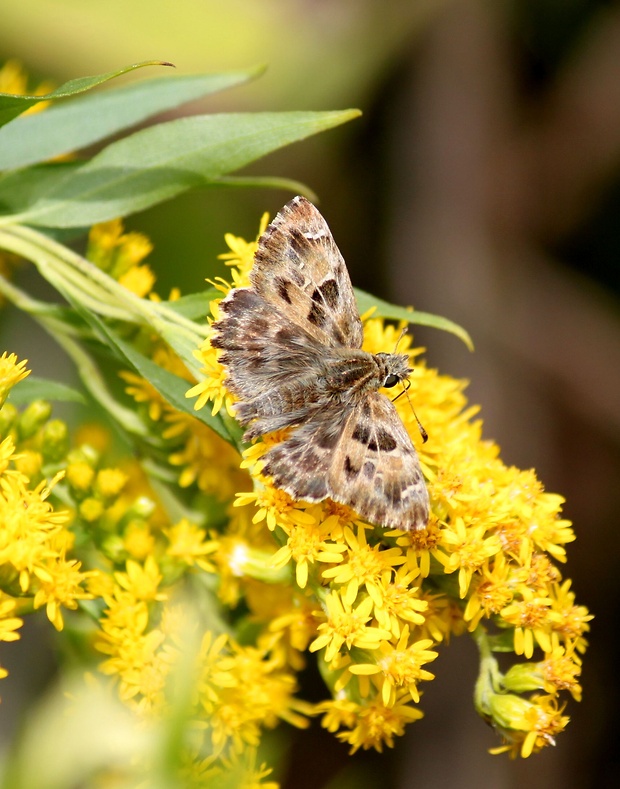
top-left (211, 196), bottom-right (429, 531)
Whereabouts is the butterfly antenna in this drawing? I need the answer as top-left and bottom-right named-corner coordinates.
top-left (393, 379), bottom-right (428, 443)
top-left (391, 327), bottom-right (428, 442)
top-left (394, 326), bottom-right (408, 353)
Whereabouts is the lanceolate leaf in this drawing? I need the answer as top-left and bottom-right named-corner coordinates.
top-left (83, 310), bottom-right (232, 444)
top-left (0, 67), bottom-right (265, 171)
top-left (157, 290), bottom-right (220, 321)
top-left (0, 163), bottom-right (79, 214)
top-left (12, 110), bottom-right (361, 228)
top-left (9, 376), bottom-right (86, 405)
top-left (355, 288), bottom-right (474, 350)
top-left (0, 60), bottom-right (173, 129)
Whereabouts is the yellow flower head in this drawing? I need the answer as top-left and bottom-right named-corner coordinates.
top-left (0, 352), bottom-right (30, 408)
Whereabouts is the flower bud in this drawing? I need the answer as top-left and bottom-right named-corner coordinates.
top-left (19, 400), bottom-right (51, 439)
top-left (41, 419), bottom-right (70, 462)
top-left (504, 663), bottom-right (545, 693)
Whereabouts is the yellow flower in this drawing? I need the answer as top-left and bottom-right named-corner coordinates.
top-left (512, 553), bottom-right (562, 595)
top-left (547, 579), bottom-right (593, 654)
top-left (66, 460), bottom-right (96, 493)
top-left (195, 747), bottom-right (279, 789)
top-left (96, 586), bottom-right (170, 712)
top-left (218, 212), bottom-right (270, 284)
top-left (120, 370), bottom-right (168, 422)
top-left (463, 553), bottom-right (514, 630)
top-left (371, 565), bottom-right (428, 639)
top-left (13, 449), bottom-right (42, 480)
top-left (265, 591), bottom-right (320, 658)
top-left (540, 642), bottom-right (583, 701)
top-left (187, 335), bottom-right (234, 417)
top-left (95, 468), bottom-right (128, 499)
top-left (0, 471), bottom-right (69, 595)
top-left (114, 557), bottom-right (167, 603)
top-left (123, 522), bottom-right (156, 560)
top-left (195, 631), bottom-right (310, 758)
top-left (309, 592), bottom-right (392, 663)
top-left (271, 519), bottom-right (346, 589)
top-left (412, 590), bottom-right (452, 643)
top-left (321, 524), bottom-right (407, 607)
top-left (0, 596), bottom-right (23, 644)
top-left (315, 697), bottom-right (361, 734)
top-left (234, 487), bottom-right (315, 533)
top-left (118, 265), bottom-right (156, 298)
top-left (168, 417), bottom-right (250, 498)
top-left (164, 519), bottom-right (219, 573)
top-left (435, 518), bottom-right (502, 598)
top-left (32, 553), bottom-right (95, 631)
top-left (79, 497), bottom-right (104, 522)
top-left (87, 219), bottom-right (155, 297)
top-left (489, 693), bottom-right (569, 758)
top-left (0, 352), bottom-right (30, 407)
top-left (500, 588), bottom-right (554, 658)
top-left (349, 625), bottom-right (438, 706)
top-left (392, 518), bottom-right (442, 577)
top-left (0, 435), bottom-right (18, 477)
top-left (322, 694), bottom-right (424, 754)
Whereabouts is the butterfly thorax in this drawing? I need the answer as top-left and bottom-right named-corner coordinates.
top-left (315, 350), bottom-right (412, 404)
top-left (230, 349), bottom-right (412, 440)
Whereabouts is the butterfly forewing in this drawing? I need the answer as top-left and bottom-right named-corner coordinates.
top-left (250, 196), bottom-right (364, 349)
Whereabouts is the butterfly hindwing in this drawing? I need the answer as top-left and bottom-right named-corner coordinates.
top-left (261, 405), bottom-right (352, 503)
top-left (329, 393), bottom-right (429, 531)
top-left (262, 392), bottom-right (429, 531)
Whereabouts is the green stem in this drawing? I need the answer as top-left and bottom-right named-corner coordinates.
top-left (49, 330), bottom-right (150, 436)
top-left (0, 267), bottom-right (149, 435)
top-left (472, 624), bottom-right (504, 717)
top-left (0, 226), bottom-right (140, 320)
top-left (0, 224), bottom-right (208, 342)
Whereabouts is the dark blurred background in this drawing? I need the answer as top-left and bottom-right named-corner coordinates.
top-left (1, 1), bottom-right (618, 787)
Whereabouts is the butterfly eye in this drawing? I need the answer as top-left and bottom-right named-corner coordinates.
top-left (383, 374), bottom-right (400, 388)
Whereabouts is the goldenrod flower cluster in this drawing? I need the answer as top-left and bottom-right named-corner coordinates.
top-left (189, 217), bottom-right (592, 759)
top-left (0, 210), bottom-right (591, 787)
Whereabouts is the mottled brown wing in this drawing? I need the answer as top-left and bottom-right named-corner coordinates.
top-left (330, 393), bottom-right (429, 531)
top-left (211, 285), bottom-right (329, 405)
top-left (262, 393), bottom-right (429, 531)
top-left (249, 195), bottom-right (364, 350)
top-left (260, 402), bottom-right (351, 503)
top-left (211, 196), bottom-right (363, 430)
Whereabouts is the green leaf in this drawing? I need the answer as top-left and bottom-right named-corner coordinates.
top-left (0, 67), bottom-right (265, 171)
top-left (355, 288), bottom-right (474, 351)
top-left (0, 163), bottom-right (79, 214)
top-left (0, 60), bottom-right (173, 129)
top-left (82, 310), bottom-right (232, 444)
top-left (158, 289), bottom-right (220, 320)
top-left (8, 376), bottom-right (86, 405)
top-left (209, 174), bottom-right (318, 202)
top-left (11, 109), bottom-right (361, 228)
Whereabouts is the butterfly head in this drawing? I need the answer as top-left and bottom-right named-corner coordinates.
top-left (374, 352), bottom-right (412, 389)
